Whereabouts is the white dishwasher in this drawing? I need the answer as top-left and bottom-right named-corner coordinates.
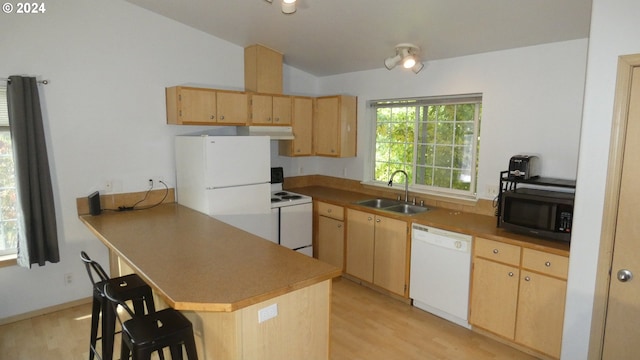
top-left (410, 223), bottom-right (472, 329)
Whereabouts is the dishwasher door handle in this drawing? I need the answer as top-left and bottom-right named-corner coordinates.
top-left (412, 230), bottom-right (471, 252)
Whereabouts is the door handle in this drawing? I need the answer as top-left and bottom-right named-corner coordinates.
top-left (617, 269), bottom-right (633, 282)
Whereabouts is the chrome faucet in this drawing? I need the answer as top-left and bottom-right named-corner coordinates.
top-left (388, 170), bottom-right (409, 202)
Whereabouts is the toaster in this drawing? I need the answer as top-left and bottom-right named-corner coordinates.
top-left (508, 155), bottom-right (540, 179)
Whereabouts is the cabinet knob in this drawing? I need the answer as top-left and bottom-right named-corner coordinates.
top-left (275, 117), bottom-right (279, 122)
top-left (327, 209), bottom-right (332, 213)
top-left (367, 217), bottom-right (373, 221)
top-left (524, 276), bottom-right (531, 282)
top-left (210, 115), bottom-right (215, 120)
top-left (545, 261), bottom-right (551, 267)
top-left (337, 224), bottom-right (342, 228)
top-left (493, 249), bottom-right (499, 254)
top-left (376, 218), bottom-right (381, 223)
top-left (508, 272), bottom-right (514, 277)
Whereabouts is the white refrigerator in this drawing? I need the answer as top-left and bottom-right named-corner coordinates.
top-left (175, 135), bottom-right (272, 239)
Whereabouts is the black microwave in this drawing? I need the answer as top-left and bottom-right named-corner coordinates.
top-left (500, 188), bottom-right (574, 242)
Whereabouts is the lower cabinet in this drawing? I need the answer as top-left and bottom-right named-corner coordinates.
top-left (345, 209), bottom-right (408, 297)
top-left (469, 237), bottom-right (568, 359)
top-left (470, 257), bottom-right (520, 339)
top-left (315, 201), bottom-right (345, 270)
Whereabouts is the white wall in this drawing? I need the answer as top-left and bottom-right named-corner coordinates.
top-left (274, 40), bottom-right (588, 199)
top-left (0, 0), bottom-right (307, 319)
top-left (562, 1), bottom-right (640, 358)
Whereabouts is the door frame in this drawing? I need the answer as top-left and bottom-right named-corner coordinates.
top-left (589, 53), bottom-right (640, 359)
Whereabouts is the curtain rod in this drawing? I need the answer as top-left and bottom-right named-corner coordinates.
top-left (1, 78), bottom-right (49, 85)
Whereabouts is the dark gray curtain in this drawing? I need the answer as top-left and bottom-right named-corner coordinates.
top-left (7, 75), bottom-right (59, 267)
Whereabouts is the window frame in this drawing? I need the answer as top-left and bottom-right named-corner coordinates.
top-left (368, 93), bottom-right (482, 200)
top-left (0, 85), bottom-right (17, 257)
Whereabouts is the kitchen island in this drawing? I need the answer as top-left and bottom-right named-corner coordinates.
top-left (79, 203), bottom-right (341, 360)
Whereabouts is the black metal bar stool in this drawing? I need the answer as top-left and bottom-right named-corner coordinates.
top-left (80, 251), bottom-right (160, 360)
top-left (103, 282), bottom-right (199, 360)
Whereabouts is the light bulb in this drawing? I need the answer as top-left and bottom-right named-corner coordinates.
top-left (403, 56), bottom-right (416, 69)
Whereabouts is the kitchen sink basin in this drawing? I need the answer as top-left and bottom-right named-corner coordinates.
top-left (355, 198), bottom-right (402, 209)
top-left (354, 198), bottom-right (431, 216)
top-left (384, 203), bottom-right (431, 215)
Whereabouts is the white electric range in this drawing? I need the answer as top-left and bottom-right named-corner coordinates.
top-left (270, 168), bottom-right (313, 256)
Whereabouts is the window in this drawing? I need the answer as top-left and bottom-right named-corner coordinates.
top-left (0, 86), bottom-right (18, 256)
top-left (371, 94), bottom-right (482, 198)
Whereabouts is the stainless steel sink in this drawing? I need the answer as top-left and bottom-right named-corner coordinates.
top-left (354, 198), bottom-right (430, 216)
top-left (355, 198), bottom-right (402, 209)
top-left (384, 203), bottom-right (430, 215)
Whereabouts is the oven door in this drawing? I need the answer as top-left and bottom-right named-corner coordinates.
top-left (278, 203), bottom-right (313, 255)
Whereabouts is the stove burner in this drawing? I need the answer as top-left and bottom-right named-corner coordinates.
top-left (271, 198), bottom-right (282, 203)
top-left (281, 195), bottom-right (302, 200)
top-left (274, 191), bottom-right (288, 196)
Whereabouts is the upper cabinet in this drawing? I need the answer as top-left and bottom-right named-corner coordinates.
top-left (314, 95), bottom-right (357, 158)
top-left (250, 94), bottom-right (292, 125)
top-left (279, 96), bottom-right (313, 157)
top-left (244, 44), bottom-right (283, 94)
top-left (166, 86), bottom-right (248, 125)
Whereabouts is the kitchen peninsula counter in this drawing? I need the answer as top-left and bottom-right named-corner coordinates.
top-left (79, 202), bottom-right (341, 359)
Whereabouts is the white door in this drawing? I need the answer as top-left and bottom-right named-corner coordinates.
top-left (204, 136), bottom-right (270, 187)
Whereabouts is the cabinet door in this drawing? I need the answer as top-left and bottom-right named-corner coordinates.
top-left (314, 97), bottom-right (339, 156)
top-left (272, 95), bottom-right (292, 125)
top-left (346, 209), bottom-right (374, 282)
top-left (179, 87), bottom-right (217, 124)
top-left (250, 94), bottom-right (273, 124)
top-left (217, 91), bottom-right (248, 124)
top-left (373, 215), bottom-right (408, 296)
top-left (469, 257), bottom-right (520, 339)
top-left (279, 96), bottom-right (313, 156)
top-left (515, 271), bottom-right (567, 358)
top-left (317, 216), bottom-right (344, 270)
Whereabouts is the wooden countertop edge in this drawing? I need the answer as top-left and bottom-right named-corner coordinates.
top-left (171, 271), bottom-right (341, 312)
top-left (292, 186), bottom-right (570, 257)
top-left (79, 214), bottom-right (341, 312)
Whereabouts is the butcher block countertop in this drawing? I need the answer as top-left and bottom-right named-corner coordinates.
top-left (79, 203), bottom-right (341, 312)
top-left (290, 185), bottom-right (571, 256)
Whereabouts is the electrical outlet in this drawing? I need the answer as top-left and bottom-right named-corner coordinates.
top-left (486, 185), bottom-right (499, 197)
top-left (258, 303), bottom-right (278, 323)
top-left (104, 180), bottom-right (113, 193)
top-left (64, 273), bottom-right (73, 286)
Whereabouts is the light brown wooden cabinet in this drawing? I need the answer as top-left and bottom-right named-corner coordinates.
top-left (244, 44), bottom-right (283, 94)
top-left (345, 209), bottom-right (408, 297)
top-left (249, 94), bottom-right (292, 125)
top-left (469, 237), bottom-right (568, 359)
top-left (314, 95), bottom-right (357, 158)
top-left (166, 86), bottom-right (248, 125)
top-left (279, 96), bottom-right (314, 156)
top-left (315, 201), bottom-right (345, 270)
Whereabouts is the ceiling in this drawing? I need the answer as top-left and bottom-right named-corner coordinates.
top-left (126, 0), bottom-right (592, 77)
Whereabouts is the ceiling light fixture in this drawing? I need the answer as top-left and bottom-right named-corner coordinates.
top-left (281, 0), bottom-right (296, 14)
top-left (264, 0), bottom-right (297, 14)
top-left (385, 43), bottom-right (424, 74)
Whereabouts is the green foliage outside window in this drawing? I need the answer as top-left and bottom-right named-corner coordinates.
top-left (374, 97), bottom-right (481, 196)
top-left (0, 130), bottom-right (17, 254)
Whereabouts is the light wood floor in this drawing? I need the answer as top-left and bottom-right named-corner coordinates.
top-left (0, 278), bottom-right (536, 360)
